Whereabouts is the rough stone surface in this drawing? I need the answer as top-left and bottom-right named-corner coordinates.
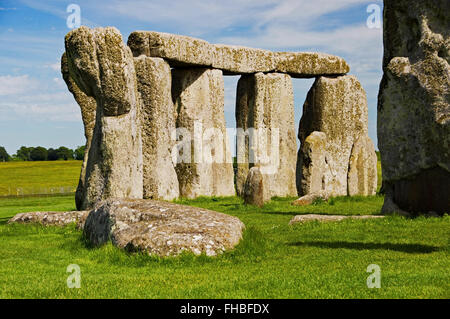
top-left (64, 26), bottom-right (143, 210)
top-left (213, 44), bottom-right (276, 74)
top-left (61, 52), bottom-right (97, 210)
top-left (298, 75), bottom-right (377, 197)
top-left (128, 31), bottom-right (349, 76)
top-left (378, 0), bottom-right (450, 215)
top-left (128, 31), bottom-right (213, 67)
top-left (348, 136), bottom-right (378, 196)
top-left (243, 167), bottom-right (268, 207)
top-left (289, 214), bottom-right (384, 225)
top-left (236, 72), bottom-right (297, 198)
top-left (8, 211), bottom-right (89, 229)
top-left (172, 68), bottom-right (235, 198)
top-left (275, 52), bottom-right (350, 78)
top-left (291, 190), bottom-right (330, 207)
top-left (83, 199), bottom-right (245, 257)
top-left (296, 131), bottom-right (330, 196)
top-left (134, 56), bottom-right (179, 200)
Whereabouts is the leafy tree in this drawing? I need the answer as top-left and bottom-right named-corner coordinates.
top-left (16, 146), bottom-right (33, 161)
top-left (0, 146), bottom-right (10, 162)
top-left (56, 147), bottom-right (74, 160)
top-left (47, 148), bottom-right (59, 161)
top-left (74, 145), bottom-right (85, 161)
top-left (30, 146), bottom-right (48, 161)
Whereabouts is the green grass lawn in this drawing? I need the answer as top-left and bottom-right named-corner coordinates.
top-left (0, 195), bottom-right (449, 299)
top-left (0, 161), bottom-right (82, 196)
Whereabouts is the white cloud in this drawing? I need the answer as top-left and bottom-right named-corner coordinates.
top-left (0, 74), bottom-right (80, 122)
top-left (0, 75), bottom-right (39, 96)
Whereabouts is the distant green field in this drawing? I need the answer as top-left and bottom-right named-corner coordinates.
top-left (0, 161), bottom-right (82, 196)
top-left (0, 159), bottom-right (382, 197)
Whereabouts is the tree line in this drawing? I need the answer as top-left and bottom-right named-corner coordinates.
top-left (0, 146), bottom-right (85, 162)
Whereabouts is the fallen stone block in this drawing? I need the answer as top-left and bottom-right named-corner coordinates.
top-left (289, 214), bottom-right (384, 225)
top-left (291, 191), bottom-right (330, 206)
top-left (8, 211), bottom-right (90, 229)
top-left (83, 199), bottom-right (245, 257)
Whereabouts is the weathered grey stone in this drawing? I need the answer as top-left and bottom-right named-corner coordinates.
top-left (127, 31), bottom-right (349, 76)
top-left (134, 56), bottom-right (179, 200)
top-left (8, 211), bottom-right (89, 229)
top-left (289, 214), bottom-right (384, 225)
top-left (172, 68), bottom-right (235, 198)
top-left (236, 73), bottom-right (298, 198)
top-left (275, 52), bottom-right (350, 78)
top-left (243, 167), bottom-right (269, 207)
top-left (64, 26), bottom-right (143, 210)
top-left (291, 191), bottom-right (330, 207)
top-left (378, 0), bottom-right (450, 215)
top-left (296, 131), bottom-right (331, 196)
top-left (61, 52), bottom-right (97, 210)
top-left (83, 199), bottom-right (245, 257)
top-left (213, 44), bottom-right (276, 74)
top-left (348, 136), bottom-right (378, 196)
top-left (128, 31), bottom-right (213, 67)
top-left (298, 75), bottom-right (377, 197)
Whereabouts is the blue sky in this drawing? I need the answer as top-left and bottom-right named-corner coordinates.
top-left (0, 0), bottom-right (383, 155)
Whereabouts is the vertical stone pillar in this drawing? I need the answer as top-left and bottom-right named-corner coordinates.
top-left (64, 26), bottom-right (143, 210)
top-left (172, 68), bottom-right (235, 198)
top-left (297, 75), bottom-right (377, 197)
top-left (236, 72), bottom-right (297, 198)
top-left (378, 0), bottom-right (449, 215)
top-left (134, 56), bottom-right (179, 200)
top-left (61, 52), bottom-right (97, 210)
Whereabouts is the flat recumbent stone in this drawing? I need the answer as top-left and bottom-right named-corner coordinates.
top-left (83, 199), bottom-right (245, 257)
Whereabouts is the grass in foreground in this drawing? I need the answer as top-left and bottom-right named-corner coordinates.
top-left (0, 195), bottom-right (449, 299)
top-left (0, 161), bottom-right (82, 196)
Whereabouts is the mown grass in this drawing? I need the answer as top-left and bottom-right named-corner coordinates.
top-left (0, 161), bottom-right (82, 196)
top-left (0, 194), bottom-right (449, 299)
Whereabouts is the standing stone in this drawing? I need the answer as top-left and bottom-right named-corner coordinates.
top-left (298, 75), bottom-right (377, 197)
top-left (378, 0), bottom-right (450, 215)
top-left (64, 26), bottom-right (143, 210)
top-left (348, 136), bottom-right (378, 196)
top-left (243, 167), bottom-right (269, 207)
top-left (61, 52), bottom-right (97, 210)
top-left (172, 68), bottom-right (235, 198)
top-left (236, 73), bottom-right (297, 198)
top-left (134, 56), bottom-right (179, 200)
top-left (296, 131), bottom-right (331, 196)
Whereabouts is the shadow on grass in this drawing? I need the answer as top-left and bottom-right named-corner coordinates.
top-left (289, 241), bottom-right (440, 254)
top-left (0, 217), bottom-right (11, 225)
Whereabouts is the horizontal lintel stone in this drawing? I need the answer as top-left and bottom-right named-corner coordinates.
top-left (128, 31), bottom-right (349, 77)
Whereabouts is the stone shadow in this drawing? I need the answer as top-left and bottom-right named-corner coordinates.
top-left (289, 241), bottom-right (440, 254)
